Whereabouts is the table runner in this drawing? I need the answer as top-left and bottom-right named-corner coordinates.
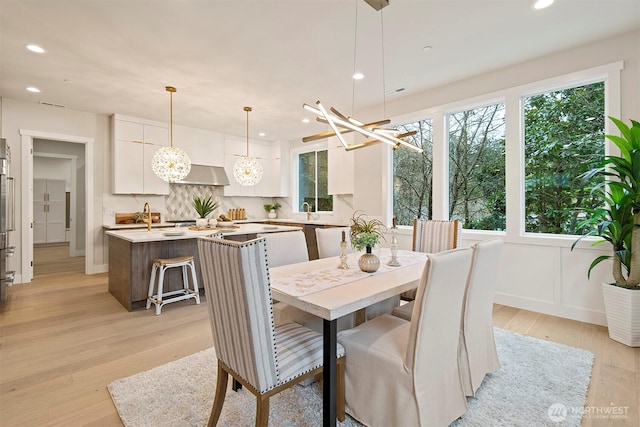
top-left (271, 249), bottom-right (427, 297)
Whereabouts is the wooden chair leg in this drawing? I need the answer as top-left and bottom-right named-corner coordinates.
top-left (255, 394), bottom-right (270, 427)
top-left (337, 357), bottom-right (346, 422)
top-left (208, 365), bottom-right (229, 427)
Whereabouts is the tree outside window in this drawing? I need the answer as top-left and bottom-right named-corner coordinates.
top-left (524, 82), bottom-right (605, 235)
top-left (298, 149), bottom-right (333, 213)
top-left (449, 103), bottom-right (506, 230)
top-left (392, 120), bottom-right (433, 226)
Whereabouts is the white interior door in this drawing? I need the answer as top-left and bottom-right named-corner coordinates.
top-left (33, 178), bottom-right (66, 244)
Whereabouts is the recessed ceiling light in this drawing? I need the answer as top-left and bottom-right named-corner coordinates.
top-left (25, 44), bottom-right (45, 53)
top-left (353, 72), bottom-right (364, 80)
top-left (302, 118), bottom-right (310, 123)
top-left (258, 132), bottom-right (266, 137)
top-left (26, 86), bottom-right (40, 93)
top-left (533, 0), bottom-right (554, 10)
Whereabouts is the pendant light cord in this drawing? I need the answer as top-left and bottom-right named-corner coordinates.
top-left (244, 106), bottom-right (252, 158)
top-left (381, 10), bottom-right (386, 118)
top-left (166, 86), bottom-right (176, 148)
top-left (351, 0), bottom-right (358, 116)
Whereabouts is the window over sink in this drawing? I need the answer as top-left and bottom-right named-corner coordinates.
top-left (294, 145), bottom-right (333, 214)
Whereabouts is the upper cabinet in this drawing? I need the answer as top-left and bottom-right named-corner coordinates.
top-left (223, 137), bottom-right (289, 197)
top-left (172, 124), bottom-right (224, 167)
top-left (112, 114), bottom-right (170, 195)
top-left (327, 135), bottom-right (354, 195)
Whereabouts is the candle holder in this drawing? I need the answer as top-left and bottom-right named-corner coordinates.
top-left (387, 226), bottom-right (400, 267)
top-left (338, 241), bottom-right (349, 269)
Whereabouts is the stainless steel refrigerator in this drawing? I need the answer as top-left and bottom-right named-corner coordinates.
top-left (0, 138), bottom-right (15, 304)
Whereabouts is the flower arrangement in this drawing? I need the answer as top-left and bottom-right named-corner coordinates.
top-left (350, 211), bottom-right (386, 252)
top-left (193, 195), bottom-right (219, 219)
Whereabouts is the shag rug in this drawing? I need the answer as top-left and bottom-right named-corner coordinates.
top-left (108, 328), bottom-right (594, 427)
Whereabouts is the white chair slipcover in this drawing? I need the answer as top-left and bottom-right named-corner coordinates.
top-left (392, 238), bottom-right (504, 397)
top-left (256, 230), bottom-right (309, 267)
top-left (315, 226), bottom-right (352, 258)
top-left (197, 236), bottom-right (346, 425)
top-left (458, 238), bottom-right (503, 396)
top-left (337, 247), bottom-right (473, 427)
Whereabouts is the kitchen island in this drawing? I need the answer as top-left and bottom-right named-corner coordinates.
top-left (106, 223), bottom-right (302, 311)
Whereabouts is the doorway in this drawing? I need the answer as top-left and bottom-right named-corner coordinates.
top-left (20, 130), bottom-right (95, 283)
top-left (33, 152), bottom-right (82, 277)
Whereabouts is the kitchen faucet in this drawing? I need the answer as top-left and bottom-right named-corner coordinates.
top-left (301, 202), bottom-right (311, 220)
top-left (142, 202), bottom-right (152, 231)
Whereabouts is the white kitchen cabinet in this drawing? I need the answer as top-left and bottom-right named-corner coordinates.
top-left (327, 136), bottom-right (354, 195)
top-left (34, 179), bottom-right (66, 244)
top-left (112, 114), bottom-right (170, 195)
top-left (173, 124), bottom-right (224, 167)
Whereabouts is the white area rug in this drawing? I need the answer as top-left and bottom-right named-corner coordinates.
top-left (108, 328), bottom-right (594, 427)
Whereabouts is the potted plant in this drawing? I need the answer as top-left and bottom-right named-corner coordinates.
top-left (573, 116), bottom-right (640, 347)
top-left (350, 211), bottom-right (386, 273)
top-left (263, 202), bottom-right (282, 219)
top-left (193, 195), bottom-right (218, 228)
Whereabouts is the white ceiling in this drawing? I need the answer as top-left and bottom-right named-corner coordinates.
top-left (1, 0), bottom-right (639, 143)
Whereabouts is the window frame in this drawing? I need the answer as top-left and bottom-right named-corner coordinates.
top-left (385, 61), bottom-right (622, 247)
top-left (290, 142), bottom-right (334, 214)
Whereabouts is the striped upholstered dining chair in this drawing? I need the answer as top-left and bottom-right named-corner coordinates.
top-left (197, 236), bottom-right (346, 426)
top-left (400, 218), bottom-right (462, 301)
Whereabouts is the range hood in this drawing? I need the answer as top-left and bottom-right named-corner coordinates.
top-left (175, 164), bottom-right (230, 186)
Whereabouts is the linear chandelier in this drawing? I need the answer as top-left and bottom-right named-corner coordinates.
top-left (302, 101), bottom-right (421, 152)
top-left (302, 0), bottom-right (421, 153)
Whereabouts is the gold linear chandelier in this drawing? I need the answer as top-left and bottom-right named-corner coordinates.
top-left (302, 0), bottom-right (421, 153)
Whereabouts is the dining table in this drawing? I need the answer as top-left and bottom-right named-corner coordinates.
top-left (269, 248), bottom-right (428, 427)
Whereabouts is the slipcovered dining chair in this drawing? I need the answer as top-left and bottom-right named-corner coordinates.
top-left (458, 238), bottom-right (503, 396)
top-left (256, 230), bottom-right (309, 267)
top-left (337, 247), bottom-right (473, 427)
top-left (400, 218), bottom-right (462, 301)
top-left (315, 227), bottom-right (352, 258)
top-left (392, 238), bottom-right (504, 397)
top-left (198, 236), bottom-right (346, 426)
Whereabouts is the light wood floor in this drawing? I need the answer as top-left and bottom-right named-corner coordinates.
top-left (1, 268), bottom-right (639, 426)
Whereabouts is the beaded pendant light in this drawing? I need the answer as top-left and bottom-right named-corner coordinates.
top-left (233, 106), bottom-right (263, 186)
top-left (152, 86), bottom-right (191, 182)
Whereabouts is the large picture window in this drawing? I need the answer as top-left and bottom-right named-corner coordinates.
top-left (523, 81), bottom-right (605, 235)
top-left (448, 103), bottom-right (506, 231)
top-left (297, 149), bottom-right (333, 213)
top-left (392, 119), bottom-right (433, 226)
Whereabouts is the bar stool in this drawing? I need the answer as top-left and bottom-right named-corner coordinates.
top-left (146, 255), bottom-right (200, 315)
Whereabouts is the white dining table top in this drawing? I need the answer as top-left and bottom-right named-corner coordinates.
top-left (270, 249), bottom-right (428, 321)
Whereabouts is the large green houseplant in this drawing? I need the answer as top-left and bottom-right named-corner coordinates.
top-left (573, 116), bottom-right (640, 346)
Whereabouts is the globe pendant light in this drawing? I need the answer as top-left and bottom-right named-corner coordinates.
top-left (233, 106), bottom-right (263, 186)
top-left (152, 86), bottom-right (191, 182)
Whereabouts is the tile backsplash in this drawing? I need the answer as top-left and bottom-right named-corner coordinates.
top-left (166, 184), bottom-right (224, 220)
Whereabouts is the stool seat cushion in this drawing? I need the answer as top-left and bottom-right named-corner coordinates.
top-left (153, 255), bottom-right (194, 265)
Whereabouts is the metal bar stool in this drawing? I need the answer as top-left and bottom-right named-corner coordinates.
top-left (146, 255), bottom-right (200, 315)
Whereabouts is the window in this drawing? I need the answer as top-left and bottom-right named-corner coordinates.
top-left (392, 119), bottom-right (433, 226)
top-left (523, 81), bottom-right (605, 235)
top-left (297, 148), bottom-right (333, 213)
top-left (448, 103), bottom-right (506, 231)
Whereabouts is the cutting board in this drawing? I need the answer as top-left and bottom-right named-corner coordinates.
top-left (115, 212), bottom-right (162, 224)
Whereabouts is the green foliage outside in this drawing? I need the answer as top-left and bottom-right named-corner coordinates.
top-left (392, 81), bottom-right (605, 235)
top-left (524, 82), bottom-right (605, 235)
top-left (299, 149), bottom-right (333, 213)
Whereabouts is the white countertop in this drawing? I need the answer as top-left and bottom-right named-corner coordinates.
top-left (102, 222), bottom-right (176, 230)
top-left (105, 223), bottom-right (302, 243)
